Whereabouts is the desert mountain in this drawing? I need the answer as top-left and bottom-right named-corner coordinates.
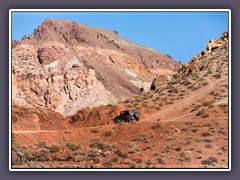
top-left (67, 31), bottom-right (229, 127)
top-left (12, 31), bottom-right (229, 168)
top-left (12, 19), bottom-right (180, 116)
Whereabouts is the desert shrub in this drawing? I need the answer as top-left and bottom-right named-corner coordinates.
top-left (106, 104), bottom-right (113, 107)
top-left (223, 110), bottom-right (228, 114)
top-left (202, 82), bottom-right (209, 86)
top-left (196, 109), bottom-right (205, 116)
top-left (36, 109), bottom-right (48, 122)
top-left (133, 103), bottom-right (139, 107)
top-left (104, 131), bottom-right (113, 137)
top-left (207, 70), bottom-right (213, 74)
top-left (201, 157), bottom-right (218, 165)
top-left (36, 141), bottom-right (48, 149)
top-left (162, 146), bottom-right (170, 153)
top-left (155, 107), bottom-right (161, 110)
top-left (168, 80), bottom-right (179, 86)
top-left (152, 152), bottom-right (159, 156)
top-left (103, 161), bottom-right (113, 167)
top-left (139, 87), bottom-right (144, 94)
top-left (90, 139), bottom-right (110, 150)
top-left (91, 157), bottom-right (100, 163)
top-left (179, 93), bottom-right (185, 97)
top-left (212, 74), bottom-right (221, 79)
top-left (142, 93), bottom-right (147, 97)
top-left (142, 146), bottom-right (151, 151)
top-left (67, 143), bottom-right (80, 151)
top-left (111, 157), bottom-right (119, 163)
top-left (123, 99), bottom-right (130, 104)
top-left (159, 92), bottom-right (165, 96)
top-left (175, 147), bottom-right (182, 151)
top-left (32, 150), bottom-right (50, 159)
top-left (91, 128), bottom-right (99, 133)
top-left (145, 159), bottom-right (152, 166)
top-left (181, 127), bottom-right (189, 132)
top-left (156, 158), bottom-right (165, 164)
top-left (191, 106), bottom-right (199, 112)
top-left (205, 144), bottom-right (214, 149)
top-left (123, 159), bottom-right (136, 167)
top-left (202, 101), bottom-right (213, 106)
top-left (149, 105), bottom-right (156, 109)
top-left (12, 114), bottom-right (18, 123)
top-left (114, 150), bottom-right (128, 158)
top-left (201, 114), bottom-right (209, 118)
top-left (209, 91), bottom-right (215, 95)
top-left (179, 152), bottom-right (191, 162)
top-left (182, 80), bottom-right (192, 86)
top-left (208, 104), bottom-right (214, 108)
top-left (191, 86), bottom-right (200, 91)
top-left (187, 85), bottom-right (194, 90)
top-left (131, 136), bottom-right (149, 143)
top-left (201, 132), bottom-right (211, 137)
top-left (151, 123), bottom-right (160, 130)
top-left (168, 88), bottom-right (179, 93)
top-left (166, 137), bottom-right (175, 141)
top-left (192, 129), bottom-right (198, 133)
top-left (196, 150), bottom-right (202, 153)
top-left (218, 103), bottom-right (228, 108)
top-left (133, 158), bottom-right (143, 164)
top-left (63, 130), bottom-right (71, 134)
top-left (86, 151), bottom-right (98, 159)
top-left (142, 102), bottom-right (148, 108)
top-left (49, 145), bottom-right (60, 153)
top-left (148, 94), bottom-right (154, 99)
top-left (128, 149), bottom-right (137, 154)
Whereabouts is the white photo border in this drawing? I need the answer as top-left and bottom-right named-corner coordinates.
top-left (9, 9), bottom-right (231, 171)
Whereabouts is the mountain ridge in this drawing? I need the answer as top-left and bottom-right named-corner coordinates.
top-left (12, 18), bottom-right (180, 116)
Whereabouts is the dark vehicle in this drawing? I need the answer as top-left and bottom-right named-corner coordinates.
top-left (114, 108), bottom-right (139, 124)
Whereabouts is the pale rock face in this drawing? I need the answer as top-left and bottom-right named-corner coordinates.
top-left (12, 18), bottom-right (181, 116)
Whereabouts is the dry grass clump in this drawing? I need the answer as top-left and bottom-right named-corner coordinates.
top-left (49, 144), bottom-right (60, 153)
top-left (151, 123), bottom-right (160, 130)
top-left (202, 101), bottom-right (212, 106)
top-left (91, 128), bottom-right (99, 133)
top-left (201, 132), bottom-right (211, 137)
top-left (66, 143), bottom-right (80, 151)
top-left (89, 139), bottom-right (110, 150)
top-left (212, 74), bottom-right (221, 79)
top-left (103, 130), bottom-right (113, 137)
top-left (201, 157), bottom-right (218, 166)
top-left (114, 150), bottom-right (128, 158)
top-left (196, 109), bottom-right (205, 116)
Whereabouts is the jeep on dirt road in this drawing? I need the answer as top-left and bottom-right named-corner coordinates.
top-left (114, 108), bottom-right (139, 124)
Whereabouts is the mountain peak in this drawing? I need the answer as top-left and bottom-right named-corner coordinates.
top-left (12, 19), bottom-right (180, 116)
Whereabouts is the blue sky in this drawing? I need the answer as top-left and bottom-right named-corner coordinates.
top-left (12, 11), bottom-right (229, 64)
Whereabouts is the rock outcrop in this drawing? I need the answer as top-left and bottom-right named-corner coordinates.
top-left (175, 31), bottom-right (228, 78)
top-left (150, 75), bottom-right (172, 91)
top-left (12, 18), bottom-right (181, 116)
top-left (149, 31), bottom-right (228, 90)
